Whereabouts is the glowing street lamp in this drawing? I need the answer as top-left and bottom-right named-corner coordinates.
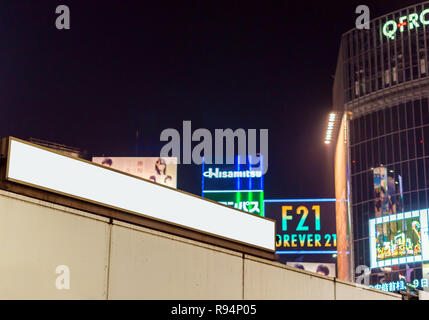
top-left (324, 112), bottom-right (340, 145)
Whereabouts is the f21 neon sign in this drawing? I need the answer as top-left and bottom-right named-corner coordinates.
top-left (272, 204), bottom-right (337, 249)
top-left (383, 9), bottom-right (429, 40)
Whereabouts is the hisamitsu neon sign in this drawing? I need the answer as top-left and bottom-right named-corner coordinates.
top-left (203, 167), bottom-right (262, 179)
top-left (382, 9), bottom-right (429, 40)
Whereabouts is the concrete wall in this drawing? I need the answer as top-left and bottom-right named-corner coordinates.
top-left (0, 190), bottom-right (110, 299)
top-left (0, 190), bottom-right (401, 300)
top-left (243, 256), bottom-right (335, 300)
top-left (108, 221), bottom-right (243, 300)
top-left (334, 279), bottom-right (400, 300)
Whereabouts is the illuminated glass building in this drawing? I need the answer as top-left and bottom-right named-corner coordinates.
top-left (333, 2), bottom-right (429, 292)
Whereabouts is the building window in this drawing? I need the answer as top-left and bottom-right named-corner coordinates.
top-left (422, 98), bottom-right (429, 124)
top-left (392, 67), bottom-right (398, 83)
top-left (406, 102), bottom-right (414, 129)
top-left (424, 126), bottom-right (429, 156)
top-left (392, 105), bottom-right (399, 131)
top-left (385, 108), bottom-right (392, 134)
top-left (421, 58), bottom-right (426, 75)
top-left (414, 100), bottom-right (422, 127)
top-left (408, 130), bottom-right (416, 160)
top-left (393, 133), bottom-right (400, 163)
top-left (399, 103), bottom-right (406, 130)
top-left (385, 69), bottom-right (390, 85)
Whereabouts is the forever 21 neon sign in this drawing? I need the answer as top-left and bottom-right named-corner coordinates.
top-left (277, 204), bottom-right (337, 250)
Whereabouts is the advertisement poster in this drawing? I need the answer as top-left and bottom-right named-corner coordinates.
top-left (287, 262), bottom-right (336, 277)
top-left (369, 209), bottom-right (429, 268)
top-left (374, 167), bottom-right (389, 217)
top-left (373, 167), bottom-right (404, 267)
top-left (374, 167), bottom-right (401, 217)
top-left (264, 199), bottom-right (337, 262)
top-left (92, 157), bottom-right (177, 188)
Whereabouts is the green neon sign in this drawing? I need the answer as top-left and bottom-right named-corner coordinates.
top-left (382, 9), bottom-right (429, 39)
top-left (204, 190), bottom-right (264, 217)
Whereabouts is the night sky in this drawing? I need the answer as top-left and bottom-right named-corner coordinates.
top-left (0, 0), bottom-right (421, 198)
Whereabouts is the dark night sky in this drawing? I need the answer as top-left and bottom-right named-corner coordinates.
top-left (0, 0), bottom-right (421, 198)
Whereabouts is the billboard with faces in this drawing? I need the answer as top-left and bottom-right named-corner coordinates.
top-left (92, 157), bottom-right (177, 188)
top-left (286, 262), bottom-right (336, 277)
top-left (374, 167), bottom-right (402, 217)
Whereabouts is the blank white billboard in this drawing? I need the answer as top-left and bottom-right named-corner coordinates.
top-left (6, 138), bottom-right (275, 251)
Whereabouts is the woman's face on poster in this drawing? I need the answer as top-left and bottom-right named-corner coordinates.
top-left (156, 159), bottom-right (166, 174)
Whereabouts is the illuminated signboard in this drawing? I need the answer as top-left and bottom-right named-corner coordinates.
top-left (369, 209), bottom-right (429, 268)
top-left (382, 9), bottom-right (429, 40)
top-left (264, 199), bottom-right (337, 257)
top-left (202, 155), bottom-right (264, 216)
top-left (370, 279), bottom-right (408, 293)
top-left (204, 190), bottom-right (264, 216)
top-left (5, 138), bottom-right (275, 251)
top-left (370, 278), bottom-right (429, 293)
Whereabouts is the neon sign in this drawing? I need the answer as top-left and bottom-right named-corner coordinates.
top-left (203, 167), bottom-right (262, 179)
top-left (219, 200), bottom-right (261, 214)
top-left (204, 190), bottom-right (265, 217)
top-left (370, 278), bottom-right (429, 292)
top-left (264, 199), bottom-right (337, 256)
top-left (370, 280), bottom-right (407, 292)
top-left (202, 156), bottom-right (265, 216)
top-left (382, 9), bottom-right (429, 39)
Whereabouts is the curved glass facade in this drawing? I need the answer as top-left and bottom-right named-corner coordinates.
top-left (334, 2), bottom-right (429, 291)
top-left (350, 99), bottom-right (429, 287)
top-left (341, 3), bottom-right (429, 103)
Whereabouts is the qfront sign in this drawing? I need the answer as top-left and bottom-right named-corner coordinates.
top-left (383, 9), bottom-right (429, 39)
